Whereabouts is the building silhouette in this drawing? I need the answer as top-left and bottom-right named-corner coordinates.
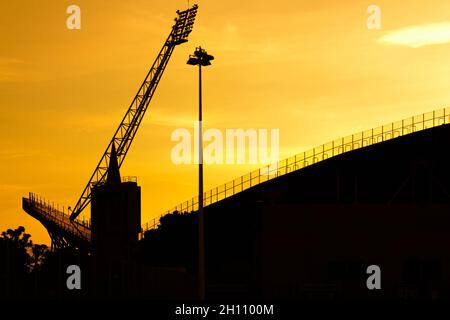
top-left (198, 122), bottom-right (450, 299)
top-left (90, 144), bottom-right (141, 296)
top-left (19, 109), bottom-right (450, 300)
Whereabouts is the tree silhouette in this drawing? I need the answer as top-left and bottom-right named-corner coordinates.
top-left (30, 243), bottom-right (48, 271)
top-left (0, 226), bottom-right (32, 296)
top-left (0, 226), bottom-right (32, 272)
top-left (138, 211), bottom-right (197, 273)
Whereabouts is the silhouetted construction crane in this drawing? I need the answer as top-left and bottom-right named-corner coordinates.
top-left (23, 5), bottom-right (199, 249)
top-left (70, 4), bottom-right (198, 220)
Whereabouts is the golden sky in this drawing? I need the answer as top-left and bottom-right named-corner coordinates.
top-left (1, 0), bottom-right (450, 244)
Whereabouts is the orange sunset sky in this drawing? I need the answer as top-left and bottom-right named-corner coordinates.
top-left (1, 0), bottom-right (450, 244)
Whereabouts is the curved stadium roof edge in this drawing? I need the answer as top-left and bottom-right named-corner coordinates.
top-left (148, 107), bottom-right (450, 229)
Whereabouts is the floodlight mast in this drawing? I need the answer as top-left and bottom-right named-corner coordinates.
top-left (70, 5), bottom-right (199, 220)
top-left (187, 46), bottom-right (214, 300)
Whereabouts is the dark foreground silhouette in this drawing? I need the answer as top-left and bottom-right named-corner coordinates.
top-left (8, 123), bottom-right (450, 301)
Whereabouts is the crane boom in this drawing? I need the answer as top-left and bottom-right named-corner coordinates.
top-left (70, 5), bottom-right (199, 220)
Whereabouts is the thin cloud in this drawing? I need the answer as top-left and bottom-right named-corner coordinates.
top-left (0, 57), bottom-right (26, 82)
top-left (378, 22), bottom-right (450, 48)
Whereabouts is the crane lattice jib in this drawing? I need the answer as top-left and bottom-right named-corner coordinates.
top-left (70, 5), bottom-right (199, 220)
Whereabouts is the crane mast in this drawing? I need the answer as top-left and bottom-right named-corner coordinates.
top-left (70, 5), bottom-right (198, 220)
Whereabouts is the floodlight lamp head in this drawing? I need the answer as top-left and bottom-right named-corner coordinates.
top-left (187, 47), bottom-right (214, 66)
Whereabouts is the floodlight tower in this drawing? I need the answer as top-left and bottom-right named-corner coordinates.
top-left (187, 47), bottom-right (214, 300)
top-left (69, 5), bottom-right (199, 221)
